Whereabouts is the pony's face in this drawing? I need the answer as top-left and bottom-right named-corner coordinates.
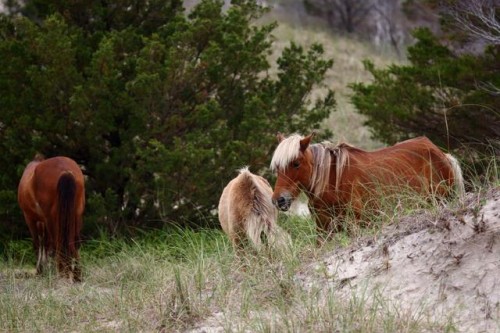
top-left (271, 133), bottom-right (314, 211)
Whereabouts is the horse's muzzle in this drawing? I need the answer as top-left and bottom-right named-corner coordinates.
top-left (274, 196), bottom-right (292, 211)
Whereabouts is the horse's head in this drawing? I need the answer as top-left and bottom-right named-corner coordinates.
top-left (270, 132), bottom-right (315, 211)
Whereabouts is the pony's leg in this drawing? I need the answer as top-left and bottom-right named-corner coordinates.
top-left (36, 237), bottom-right (48, 275)
top-left (350, 198), bottom-right (364, 231)
top-left (56, 251), bottom-right (71, 279)
top-left (232, 234), bottom-right (246, 257)
top-left (70, 233), bottom-right (82, 282)
top-left (71, 233), bottom-right (82, 282)
top-left (71, 256), bottom-right (82, 282)
top-left (37, 221), bottom-right (50, 274)
top-left (23, 213), bottom-right (42, 274)
top-left (36, 238), bottom-right (44, 275)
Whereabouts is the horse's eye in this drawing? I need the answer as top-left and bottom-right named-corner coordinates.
top-left (292, 161), bottom-right (300, 169)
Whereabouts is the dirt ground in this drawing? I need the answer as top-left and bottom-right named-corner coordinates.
top-left (297, 186), bottom-right (500, 332)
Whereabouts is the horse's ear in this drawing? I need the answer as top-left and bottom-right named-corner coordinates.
top-left (300, 132), bottom-right (315, 151)
top-left (34, 153), bottom-right (45, 161)
top-left (276, 132), bottom-right (285, 143)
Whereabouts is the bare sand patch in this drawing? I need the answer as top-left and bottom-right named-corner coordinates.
top-left (298, 187), bottom-right (500, 332)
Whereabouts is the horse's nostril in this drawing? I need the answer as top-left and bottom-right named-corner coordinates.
top-left (277, 197), bottom-right (286, 206)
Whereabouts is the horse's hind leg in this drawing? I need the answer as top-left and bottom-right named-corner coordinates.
top-left (23, 214), bottom-right (45, 275)
top-left (72, 258), bottom-right (82, 283)
top-left (56, 252), bottom-right (72, 279)
top-left (35, 221), bottom-right (49, 275)
top-left (36, 237), bottom-right (45, 275)
top-left (70, 244), bottom-right (82, 282)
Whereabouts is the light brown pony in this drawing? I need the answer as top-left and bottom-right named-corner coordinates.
top-left (218, 167), bottom-right (290, 252)
top-left (271, 133), bottom-right (465, 240)
top-left (18, 155), bottom-right (85, 282)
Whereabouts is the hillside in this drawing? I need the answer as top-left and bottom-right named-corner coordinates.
top-left (184, 0), bottom-right (402, 149)
top-left (263, 3), bottom-right (402, 149)
top-left (268, 23), bottom-right (400, 149)
top-left (189, 186), bottom-right (500, 333)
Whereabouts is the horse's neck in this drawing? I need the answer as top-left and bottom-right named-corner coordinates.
top-left (309, 143), bottom-right (354, 196)
top-left (308, 145), bottom-right (334, 197)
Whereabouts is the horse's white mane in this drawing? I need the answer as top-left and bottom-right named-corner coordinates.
top-left (270, 134), bottom-right (303, 172)
top-left (270, 134), bottom-right (352, 196)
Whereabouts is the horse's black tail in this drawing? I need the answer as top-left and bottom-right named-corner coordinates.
top-left (57, 172), bottom-right (77, 264)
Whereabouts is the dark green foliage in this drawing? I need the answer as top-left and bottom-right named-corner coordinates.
top-left (0, 0), bottom-right (335, 236)
top-left (350, 28), bottom-right (499, 175)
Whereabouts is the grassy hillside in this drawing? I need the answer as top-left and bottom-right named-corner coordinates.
top-left (0, 204), bottom-right (446, 332)
top-left (2, 183), bottom-right (498, 332)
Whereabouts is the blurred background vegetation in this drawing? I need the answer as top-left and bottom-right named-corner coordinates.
top-left (0, 0), bottom-right (498, 239)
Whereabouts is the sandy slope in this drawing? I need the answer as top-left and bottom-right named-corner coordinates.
top-left (298, 187), bottom-right (500, 332)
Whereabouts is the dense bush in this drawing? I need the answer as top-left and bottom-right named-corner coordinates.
top-left (350, 27), bottom-right (499, 177)
top-left (0, 0), bottom-right (335, 237)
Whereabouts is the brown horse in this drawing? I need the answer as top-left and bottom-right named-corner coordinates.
top-left (270, 133), bottom-right (465, 240)
top-left (218, 167), bottom-right (290, 252)
top-left (18, 155), bottom-right (85, 281)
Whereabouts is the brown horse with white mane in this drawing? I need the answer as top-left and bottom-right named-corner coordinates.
top-left (270, 133), bottom-right (464, 241)
top-left (18, 155), bottom-right (85, 282)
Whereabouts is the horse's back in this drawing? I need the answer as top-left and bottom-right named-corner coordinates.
top-left (218, 169), bottom-right (275, 238)
top-left (382, 137), bottom-right (453, 182)
top-left (343, 136), bottom-right (455, 195)
top-left (219, 169), bottom-right (256, 233)
top-left (372, 136), bottom-right (441, 157)
top-left (18, 156), bottom-right (85, 217)
top-left (34, 157), bottom-right (84, 185)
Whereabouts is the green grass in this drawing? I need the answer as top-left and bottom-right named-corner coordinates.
top-left (4, 156), bottom-right (490, 332)
top-left (0, 181), bottom-right (473, 332)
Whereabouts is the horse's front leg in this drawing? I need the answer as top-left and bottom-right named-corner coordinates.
top-left (313, 210), bottom-right (336, 246)
top-left (312, 203), bottom-right (347, 246)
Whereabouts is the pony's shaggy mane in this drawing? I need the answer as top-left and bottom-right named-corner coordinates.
top-left (237, 167), bottom-right (275, 228)
top-left (270, 134), bottom-right (352, 197)
top-left (218, 166), bottom-right (290, 251)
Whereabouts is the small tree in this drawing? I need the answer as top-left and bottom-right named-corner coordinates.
top-left (446, 0), bottom-right (500, 46)
top-left (350, 27), bottom-right (500, 177)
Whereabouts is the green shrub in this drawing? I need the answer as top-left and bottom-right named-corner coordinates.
top-left (350, 28), bottom-right (499, 179)
top-left (0, 0), bottom-right (335, 236)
